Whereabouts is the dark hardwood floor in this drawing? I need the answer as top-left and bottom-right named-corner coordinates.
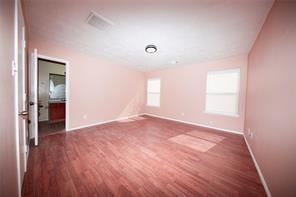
top-left (22, 115), bottom-right (266, 196)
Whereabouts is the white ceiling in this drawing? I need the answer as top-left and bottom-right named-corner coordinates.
top-left (24, 0), bottom-right (274, 71)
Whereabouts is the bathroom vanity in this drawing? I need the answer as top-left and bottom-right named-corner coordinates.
top-left (48, 100), bottom-right (65, 122)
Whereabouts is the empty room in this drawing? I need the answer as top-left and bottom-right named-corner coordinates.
top-left (0, 0), bottom-right (295, 196)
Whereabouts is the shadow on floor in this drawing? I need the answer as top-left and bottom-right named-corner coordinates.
top-left (38, 121), bottom-right (65, 137)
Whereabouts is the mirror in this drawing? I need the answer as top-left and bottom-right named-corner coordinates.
top-left (49, 73), bottom-right (65, 100)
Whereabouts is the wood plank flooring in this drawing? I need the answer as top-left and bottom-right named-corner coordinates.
top-left (22, 115), bottom-right (266, 197)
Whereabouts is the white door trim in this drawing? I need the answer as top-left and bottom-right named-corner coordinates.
top-left (30, 49), bottom-right (38, 145)
top-left (37, 54), bottom-right (70, 131)
top-left (13, 0), bottom-right (21, 196)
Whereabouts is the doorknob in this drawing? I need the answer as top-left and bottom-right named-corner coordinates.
top-left (19, 111), bottom-right (28, 118)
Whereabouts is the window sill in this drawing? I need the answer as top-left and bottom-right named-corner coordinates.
top-left (204, 111), bottom-right (240, 117)
top-left (146, 104), bottom-right (160, 108)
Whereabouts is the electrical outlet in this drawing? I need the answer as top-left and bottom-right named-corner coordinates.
top-left (247, 128), bottom-right (251, 136)
top-left (247, 128), bottom-right (254, 139)
top-left (83, 114), bottom-right (87, 120)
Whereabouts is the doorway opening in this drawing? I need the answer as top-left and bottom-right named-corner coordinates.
top-left (37, 58), bottom-right (66, 137)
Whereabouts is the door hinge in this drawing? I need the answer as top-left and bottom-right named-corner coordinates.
top-left (11, 60), bottom-right (17, 76)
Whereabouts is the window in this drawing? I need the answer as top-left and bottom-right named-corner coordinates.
top-left (147, 78), bottom-right (161, 107)
top-left (205, 69), bottom-right (240, 116)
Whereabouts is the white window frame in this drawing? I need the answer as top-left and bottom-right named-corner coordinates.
top-left (205, 68), bottom-right (240, 117)
top-left (146, 78), bottom-right (161, 107)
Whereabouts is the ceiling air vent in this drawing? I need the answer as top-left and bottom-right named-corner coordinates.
top-left (86, 11), bottom-right (113, 30)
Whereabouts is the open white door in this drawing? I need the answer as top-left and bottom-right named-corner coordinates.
top-left (14, 1), bottom-right (29, 194)
top-left (17, 26), bottom-right (28, 182)
top-left (29, 49), bottom-right (38, 146)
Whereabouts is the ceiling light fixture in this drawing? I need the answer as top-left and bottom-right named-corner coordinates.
top-left (145, 45), bottom-right (157, 54)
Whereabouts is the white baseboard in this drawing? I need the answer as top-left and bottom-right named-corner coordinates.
top-left (67, 114), bottom-right (144, 132)
top-left (243, 136), bottom-right (271, 197)
top-left (142, 113), bottom-right (243, 135)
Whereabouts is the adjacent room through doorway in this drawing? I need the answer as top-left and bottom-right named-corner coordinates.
top-left (37, 58), bottom-right (66, 137)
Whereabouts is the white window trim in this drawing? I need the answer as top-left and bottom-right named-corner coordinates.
top-left (205, 68), bottom-right (240, 117)
top-left (204, 110), bottom-right (240, 117)
top-left (146, 78), bottom-right (161, 107)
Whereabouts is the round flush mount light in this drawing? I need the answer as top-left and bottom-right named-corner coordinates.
top-left (145, 45), bottom-right (157, 53)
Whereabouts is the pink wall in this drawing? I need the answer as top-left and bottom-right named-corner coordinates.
top-left (143, 55), bottom-right (248, 133)
top-left (245, 0), bottom-right (296, 196)
top-left (0, 0), bottom-right (19, 196)
top-left (29, 38), bottom-right (145, 130)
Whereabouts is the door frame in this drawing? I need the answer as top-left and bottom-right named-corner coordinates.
top-left (36, 54), bottom-right (70, 132)
top-left (13, 0), bottom-right (20, 195)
